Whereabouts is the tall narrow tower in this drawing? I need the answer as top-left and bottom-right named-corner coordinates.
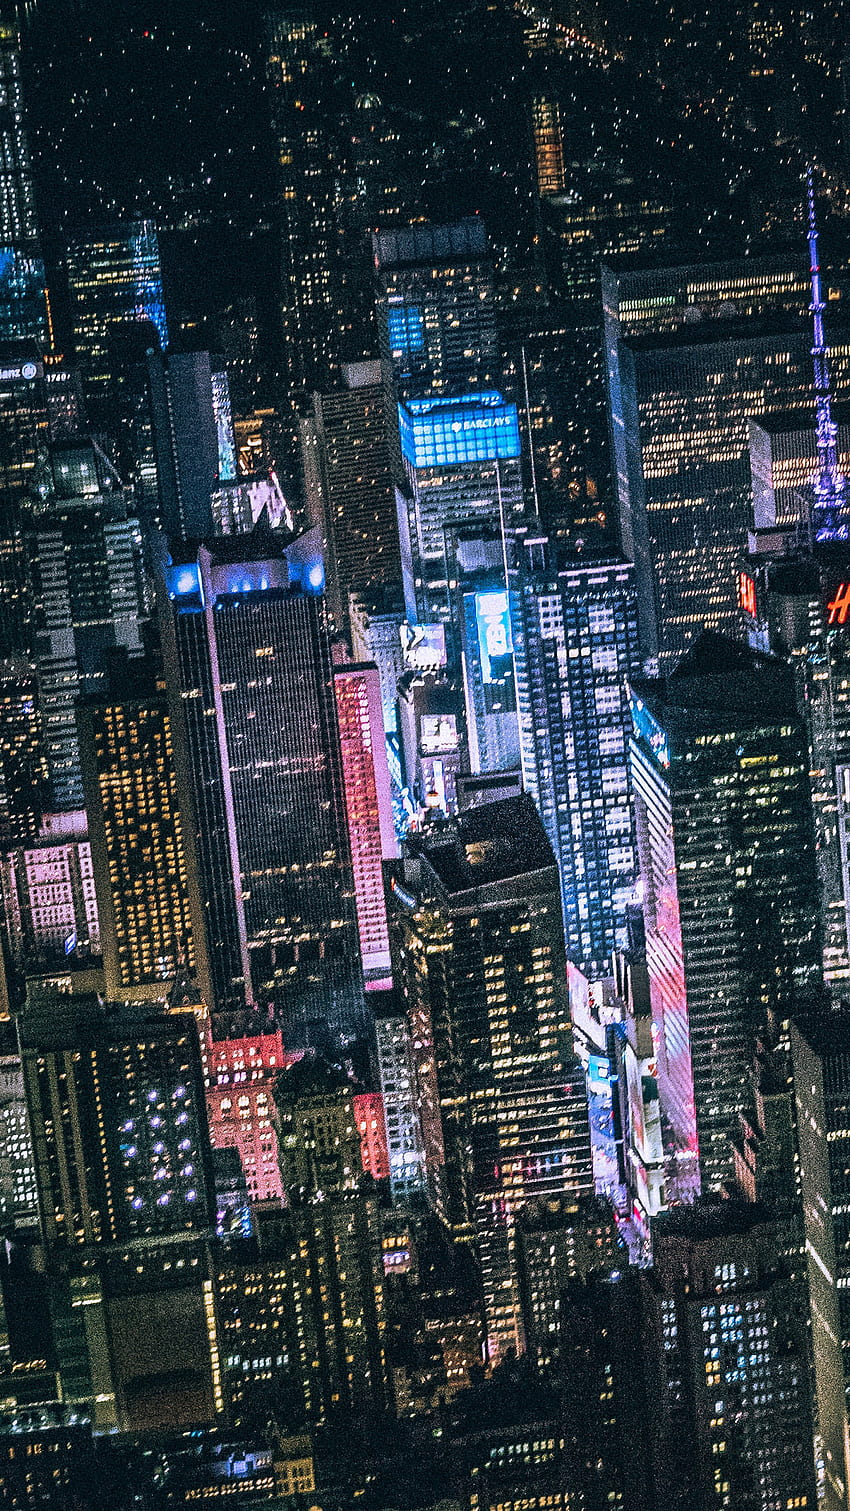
top-left (806, 167), bottom-right (849, 541)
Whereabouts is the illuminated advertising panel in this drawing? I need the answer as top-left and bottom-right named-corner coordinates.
top-left (398, 391), bottom-right (521, 469)
top-left (419, 713), bottom-right (458, 755)
top-left (475, 590), bottom-right (513, 683)
top-left (737, 570), bottom-right (757, 618)
top-left (400, 622), bottom-right (446, 670)
top-left (827, 581), bottom-right (850, 625)
top-left (629, 691), bottom-right (669, 769)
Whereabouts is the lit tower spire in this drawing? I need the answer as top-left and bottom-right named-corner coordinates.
top-left (806, 166), bottom-right (848, 541)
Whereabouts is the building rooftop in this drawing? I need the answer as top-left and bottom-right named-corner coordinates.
top-left (409, 793), bottom-right (557, 898)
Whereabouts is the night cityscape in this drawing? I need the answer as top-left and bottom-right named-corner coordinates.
top-left (1, 0), bottom-right (850, 1507)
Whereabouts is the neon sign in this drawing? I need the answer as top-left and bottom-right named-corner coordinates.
top-left (828, 583), bottom-right (850, 625)
top-left (738, 571), bottom-right (757, 619)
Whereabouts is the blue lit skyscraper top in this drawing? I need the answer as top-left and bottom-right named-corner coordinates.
top-left (398, 391), bottom-right (521, 469)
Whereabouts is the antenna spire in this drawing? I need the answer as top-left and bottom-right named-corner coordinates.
top-left (806, 165), bottom-right (848, 541)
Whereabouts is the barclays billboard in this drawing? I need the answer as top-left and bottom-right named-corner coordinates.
top-left (398, 390), bottom-right (521, 469)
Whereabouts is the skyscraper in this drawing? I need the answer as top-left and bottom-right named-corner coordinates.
top-left (373, 991), bottom-right (429, 1206)
top-left (0, 351), bottom-right (48, 660)
top-left (147, 348), bottom-right (237, 540)
top-left (629, 633), bottom-right (821, 1192)
top-left (790, 1013), bottom-right (850, 1509)
top-left (19, 987), bottom-right (222, 1433)
top-left (386, 794), bottom-right (593, 1359)
top-left (27, 439), bottom-right (149, 811)
top-left (333, 657), bottom-right (397, 993)
top-left (609, 318), bottom-right (850, 668)
top-left (20, 992), bottom-right (214, 1250)
top-left (397, 390), bottom-right (523, 631)
top-left (0, 661), bottom-right (45, 849)
top-left (161, 535), bottom-right (364, 1051)
top-left (652, 1202), bottom-right (819, 1511)
top-left (0, 9), bottom-right (47, 345)
top-left (603, 251), bottom-right (842, 668)
top-left (373, 220), bottom-right (499, 401)
top-left (458, 531), bottom-right (642, 975)
top-left (65, 221), bottom-right (168, 401)
top-left (78, 654), bottom-right (209, 1003)
top-left (301, 360), bottom-right (402, 633)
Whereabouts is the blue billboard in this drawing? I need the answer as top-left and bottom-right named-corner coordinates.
top-left (629, 691), bottom-right (670, 769)
top-left (475, 590), bottom-right (513, 684)
top-left (398, 390), bottom-right (522, 469)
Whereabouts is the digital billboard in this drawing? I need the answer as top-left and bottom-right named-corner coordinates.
top-left (401, 622), bottom-right (446, 670)
top-left (629, 690), bottom-right (670, 769)
top-left (475, 590), bottom-right (513, 684)
top-left (419, 713), bottom-right (458, 755)
top-left (398, 390), bottom-right (522, 469)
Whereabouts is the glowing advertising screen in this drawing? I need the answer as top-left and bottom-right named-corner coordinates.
top-left (629, 691), bottom-right (670, 769)
top-left (475, 591), bottom-right (513, 684)
top-left (419, 713), bottom-right (458, 755)
top-left (738, 570), bottom-right (757, 619)
top-left (398, 391), bottom-right (521, 469)
top-left (401, 622), bottom-right (446, 670)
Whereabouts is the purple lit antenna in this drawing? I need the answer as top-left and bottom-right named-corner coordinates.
top-left (807, 166), bottom-right (848, 541)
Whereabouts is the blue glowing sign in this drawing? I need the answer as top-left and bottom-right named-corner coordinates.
top-left (398, 391), bottom-right (522, 469)
top-left (476, 590), bottom-right (513, 684)
top-left (166, 562), bottom-right (203, 604)
top-left (387, 304), bottom-right (424, 355)
top-left (630, 692), bottom-right (669, 769)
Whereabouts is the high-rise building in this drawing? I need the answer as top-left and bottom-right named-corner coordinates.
top-left (652, 1202), bottom-right (819, 1511)
top-left (397, 390), bottom-right (523, 631)
top-left (204, 1021), bottom-right (286, 1206)
top-left (749, 406), bottom-right (850, 531)
top-left (0, 351), bottom-right (48, 660)
top-left (20, 992), bottom-right (214, 1250)
top-left (265, 7), bottom-right (351, 410)
top-left (65, 221), bottom-right (168, 401)
top-left (742, 542), bottom-right (850, 992)
top-left (333, 657), bottom-right (397, 993)
top-left (349, 586), bottom-right (406, 735)
top-left (609, 318), bottom-right (850, 668)
top-left (603, 252), bottom-right (841, 668)
top-left (1, 809), bottom-right (99, 968)
top-left (516, 1195), bottom-right (625, 1368)
top-left (147, 348), bottom-right (237, 540)
top-left (0, 9), bottom-right (47, 345)
top-left (214, 1193), bottom-right (389, 1428)
top-left (457, 531), bottom-right (642, 974)
top-left (629, 633), bottom-right (821, 1192)
top-left (373, 991), bottom-right (429, 1206)
top-left (791, 1013), bottom-right (850, 1507)
top-left (353, 1090), bottom-right (390, 1182)
top-left (373, 220), bottom-right (499, 401)
top-left (161, 535), bottom-right (364, 1050)
top-left (386, 794), bottom-right (593, 1359)
top-left (301, 360), bottom-right (402, 632)
top-left (78, 654), bottom-right (209, 1003)
top-left (531, 97), bottom-right (566, 198)
top-left (27, 439), bottom-right (149, 810)
top-left (0, 660), bottom-right (45, 849)
top-left (274, 1055), bottom-right (363, 1199)
top-left (0, 1054), bottom-right (37, 1223)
